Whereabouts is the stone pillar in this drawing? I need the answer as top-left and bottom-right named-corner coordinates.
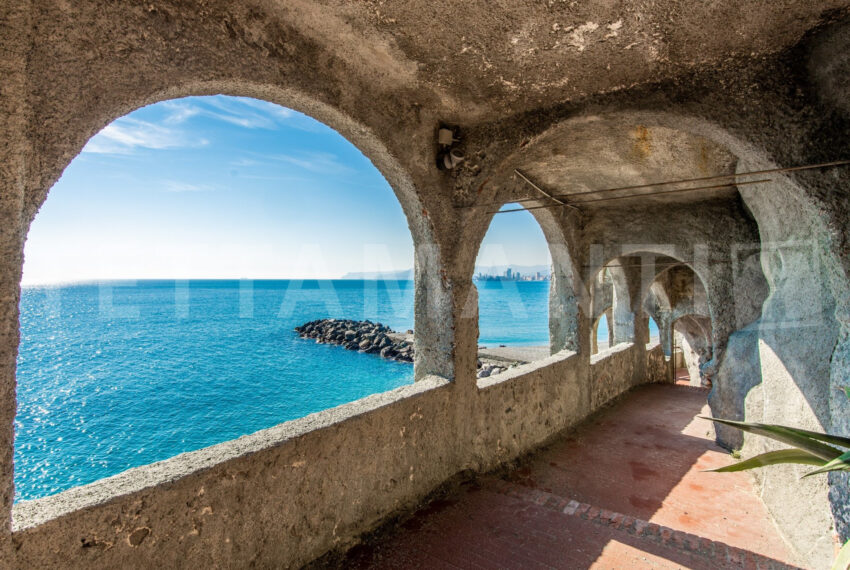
top-left (0, 1), bottom-right (30, 559)
top-left (452, 276), bottom-right (479, 392)
top-left (413, 241), bottom-right (455, 382)
top-left (547, 242), bottom-right (581, 354)
top-left (658, 311), bottom-right (673, 359)
top-left (611, 277), bottom-right (634, 345)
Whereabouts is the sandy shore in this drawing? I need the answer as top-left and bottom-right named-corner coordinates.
top-left (477, 345), bottom-right (549, 364)
top-left (390, 330), bottom-right (580, 365)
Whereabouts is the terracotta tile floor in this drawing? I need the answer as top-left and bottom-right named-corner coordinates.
top-left (341, 384), bottom-right (803, 569)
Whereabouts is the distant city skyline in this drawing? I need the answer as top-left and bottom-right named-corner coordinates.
top-left (474, 267), bottom-right (550, 282)
top-left (21, 96), bottom-right (551, 285)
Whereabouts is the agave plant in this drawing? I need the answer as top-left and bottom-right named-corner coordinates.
top-left (700, 387), bottom-right (850, 569)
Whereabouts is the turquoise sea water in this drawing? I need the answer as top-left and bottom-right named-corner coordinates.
top-left (15, 279), bottom-right (549, 501)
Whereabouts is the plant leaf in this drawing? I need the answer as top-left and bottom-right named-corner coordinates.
top-left (804, 450), bottom-right (850, 478)
top-left (841, 386), bottom-right (850, 403)
top-left (706, 449), bottom-right (827, 473)
top-left (773, 425), bottom-right (850, 449)
top-left (832, 539), bottom-right (850, 570)
top-left (699, 416), bottom-right (845, 461)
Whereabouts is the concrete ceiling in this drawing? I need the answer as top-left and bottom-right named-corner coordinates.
top-left (311, 0), bottom-right (849, 117)
top-left (508, 118), bottom-right (740, 208)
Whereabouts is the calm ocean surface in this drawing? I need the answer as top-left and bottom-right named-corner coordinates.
top-left (15, 279), bottom-right (549, 501)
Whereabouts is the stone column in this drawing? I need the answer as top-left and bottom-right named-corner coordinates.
top-left (611, 274), bottom-right (634, 345)
top-left (547, 242), bottom-right (581, 354)
top-left (0, 1), bottom-right (30, 559)
top-left (413, 241), bottom-right (455, 382)
top-left (658, 310), bottom-right (673, 359)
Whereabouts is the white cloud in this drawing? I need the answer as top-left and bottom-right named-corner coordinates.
top-left (162, 96), bottom-right (295, 130)
top-left (82, 118), bottom-right (208, 155)
top-left (271, 151), bottom-right (353, 175)
top-left (163, 181), bottom-right (214, 193)
top-left (230, 158), bottom-right (262, 167)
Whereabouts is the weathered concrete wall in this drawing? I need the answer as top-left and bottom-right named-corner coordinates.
top-left (0, 3), bottom-right (31, 567)
top-left (589, 344), bottom-right (638, 410)
top-left (13, 378), bottom-right (455, 568)
top-left (11, 345), bottom-right (659, 568)
top-left (645, 343), bottom-right (672, 385)
top-left (3, 2), bottom-right (850, 568)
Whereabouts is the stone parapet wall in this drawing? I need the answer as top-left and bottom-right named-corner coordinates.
top-left (3, 2), bottom-right (850, 566)
top-left (11, 345), bottom-right (655, 568)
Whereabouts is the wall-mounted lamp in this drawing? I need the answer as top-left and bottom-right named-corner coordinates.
top-left (439, 148), bottom-right (465, 170)
top-left (436, 124), bottom-right (463, 170)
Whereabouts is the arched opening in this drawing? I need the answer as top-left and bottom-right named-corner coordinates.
top-left (587, 260), bottom-right (635, 354)
top-left (672, 314), bottom-right (713, 387)
top-left (15, 95), bottom-right (434, 502)
top-left (646, 314), bottom-right (661, 346)
top-left (592, 310), bottom-right (612, 354)
top-left (474, 203), bottom-right (552, 377)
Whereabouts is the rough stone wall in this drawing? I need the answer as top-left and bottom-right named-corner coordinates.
top-left (673, 317), bottom-right (712, 387)
top-left (589, 344), bottom-right (638, 410)
top-left (11, 346), bottom-right (657, 569)
top-left (2, 1), bottom-right (850, 568)
top-left (0, 3), bottom-right (31, 566)
top-left (12, 379), bottom-right (457, 569)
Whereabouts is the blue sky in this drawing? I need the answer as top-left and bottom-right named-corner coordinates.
top-left (22, 96), bottom-right (551, 284)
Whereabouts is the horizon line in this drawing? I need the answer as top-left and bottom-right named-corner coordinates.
top-left (20, 276), bottom-right (418, 287)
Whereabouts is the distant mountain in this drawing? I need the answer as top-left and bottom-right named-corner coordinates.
top-left (340, 265), bottom-right (551, 280)
top-left (340, 269), bottom-right (414, 280)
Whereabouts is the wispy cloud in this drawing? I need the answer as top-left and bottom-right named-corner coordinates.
top-left (162, 96), bottom-right (295, 130)
top-left (229, 150), bottom-right (353, 176)
top-left (82, 118), bottom-right (208, 155)
top-left (163, 181), bottom-right (215, 193)
top-left (230, 157), bottom-right (262, 167)
top-left (270, 151), bottom-right (353, 175)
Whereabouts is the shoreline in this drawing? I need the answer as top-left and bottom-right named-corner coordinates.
top-left (295, 319), bottom-right (551, 377)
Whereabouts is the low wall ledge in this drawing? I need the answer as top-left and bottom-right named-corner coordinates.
top-left (477, 349), bottom-right (579, 390)
top-left (11, 374), bottom-right (451, 531)
top-left (590, 342), bottom-right (635, 365)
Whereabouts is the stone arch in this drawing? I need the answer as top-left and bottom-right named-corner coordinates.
top-left (21, 84), bottom-right (454, 381)
top-left (590, 307), bottom-right (613, 354)
top-left (485, 108), bottom-right (847, 554)
top-left (672, 314), bottom-right (714, 387)
top-left (460, 198), bottom-right (582, 356)
top-left (586, 260), bottom-right (635, 348)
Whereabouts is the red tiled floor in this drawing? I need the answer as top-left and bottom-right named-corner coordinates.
top-left (340, 384), bottom-right (803, 569)
top-left (516, 384), bottom-right (788, 559)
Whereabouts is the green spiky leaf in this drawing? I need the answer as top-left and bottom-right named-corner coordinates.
top-left (832, 539), bottom-right (850, 570)
top-left (706, 448), bottom-right (827, 473)
top-left (804, 450), bottom-right (850, 478)
top-left (699, 416), bottom-right (845, 461)
top-left (762, 425), bottom-right (850, 449)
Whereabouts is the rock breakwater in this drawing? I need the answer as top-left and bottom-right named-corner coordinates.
top-left (295, 318), bottom-right (522, 378)
top-left (294, 319), bottom-right (414, 363)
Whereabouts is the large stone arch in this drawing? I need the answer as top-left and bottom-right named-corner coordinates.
top-left (673, 314), bottom-right (713, 387)
top-left (474, 108), bottom-right (848, 562)
top-left (21, 83), bottom-right (455, 382)
top-left (457, 196), bottom-right (582, 357)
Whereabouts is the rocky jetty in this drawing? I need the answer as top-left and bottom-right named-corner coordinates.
top-left (294, 319), bottom-right (415, 363)
top-left (295, 319), bottom-right (521, 377)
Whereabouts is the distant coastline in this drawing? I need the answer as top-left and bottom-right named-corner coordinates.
top-left (341, 264), bottom-right (551, 281)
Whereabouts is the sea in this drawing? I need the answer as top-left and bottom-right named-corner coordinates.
top-left (14, 279), bottom-right (549, 502)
